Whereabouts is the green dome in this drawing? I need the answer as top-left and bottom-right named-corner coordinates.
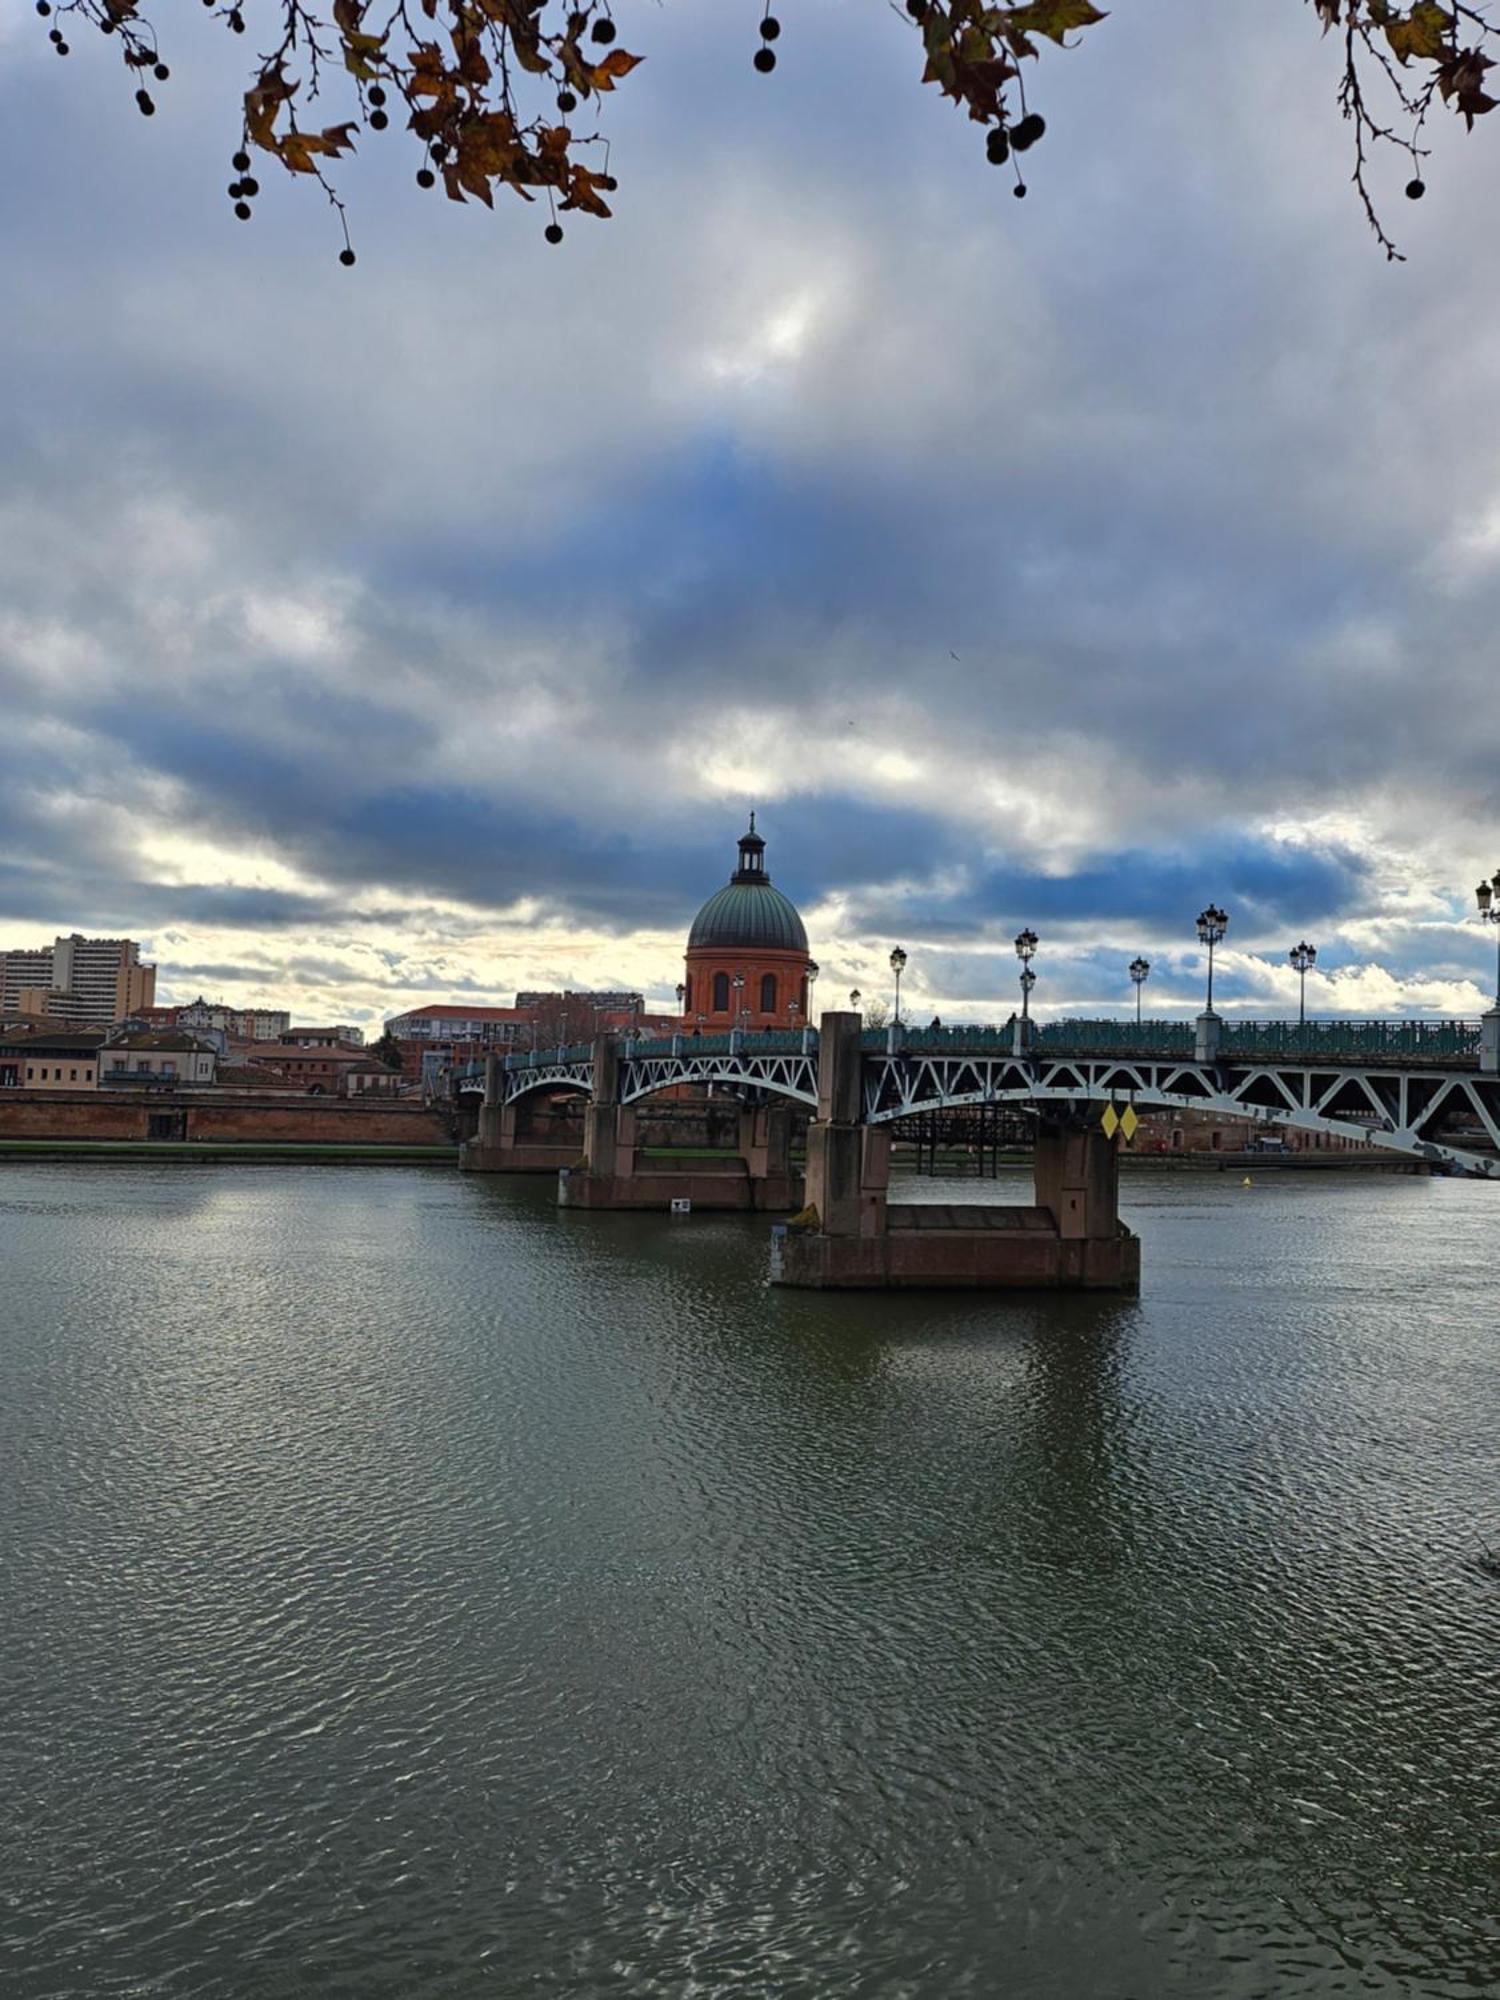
top-left (687, 818), bottom-right (809, 955)
top-left (688, 882), bottom-right (809, 954)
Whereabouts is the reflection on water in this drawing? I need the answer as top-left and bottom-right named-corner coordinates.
top-left (2, 1161), bottom-right (1499, 1998)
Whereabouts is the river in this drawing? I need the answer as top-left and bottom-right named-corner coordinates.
top-left (2, 1160), bottom-right (1498, 1998)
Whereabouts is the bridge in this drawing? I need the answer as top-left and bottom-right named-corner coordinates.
top-left (463, 1015), bottom-right (1500, 1171)
top-left (459, 1011), bottom-right (1500, 1290)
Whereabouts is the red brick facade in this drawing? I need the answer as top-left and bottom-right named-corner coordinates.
top-left (681, 952), bottom-right (811, 1030)
top-left (0, 1091), bottom-right (451, 1145)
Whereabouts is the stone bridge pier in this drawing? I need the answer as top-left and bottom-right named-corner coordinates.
top-left (771, 1013), bottom-right (1140, 1291)
top-left (459, 1054), bottom-right (583, 1173)
top-left (557, 1037), bottom-right (802, 1213)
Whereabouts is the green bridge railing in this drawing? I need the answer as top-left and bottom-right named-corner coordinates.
top-left (876, 1019), bottom-right (1482, 1062)
top-left (1219, 1019), bottom-right (1482, 1061)
top-left (480, 1017), bottom-right (1484, 1079)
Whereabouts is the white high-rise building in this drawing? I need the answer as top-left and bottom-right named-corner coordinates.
top-left (0, 934), bottom-right (157, 1026)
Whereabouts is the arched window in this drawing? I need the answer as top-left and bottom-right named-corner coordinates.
top-left (799, 974), bottom-right (808, 1011)
top-left (712, 971), bottom-right (730, 1013)
top-left (759, 973), bottom-right (777, 1015)
top-left (683, 975), bottom-right (692, 1012)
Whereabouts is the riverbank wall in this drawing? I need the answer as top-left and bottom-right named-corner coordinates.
top-left (0, 1089), bottom-right (455, 1152)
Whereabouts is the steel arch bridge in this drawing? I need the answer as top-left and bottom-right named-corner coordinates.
top-left (857, 1049), bottom-right (1500, 1176)
top-left (459, 1022), bottom-right (1500, 1177)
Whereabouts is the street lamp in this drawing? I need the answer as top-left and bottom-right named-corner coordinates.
top-left (1477, 874), bottom-right (1500, 1005)
top-left (1015, 928), bottom-right (1038, 1037)
top-left (889, 946), bottom-right (908, 1024)
top-left (675, 980), bottom-right (686, 1016)
top-left (850, 987), bottom-right (862, 1012)
top-left (1128, 955), bottom-right (1150, 1027)
top-left (806, 959), bottom-right (819, 1027)
top-left (1195, 905), bottom-right (1228, 1014)
top-left (1288, 940), bottom-right (1317, 1027)
top-left (732, 971), bottom-right (746, 1031)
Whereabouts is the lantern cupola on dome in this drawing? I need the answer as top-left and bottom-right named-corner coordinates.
top-left (687, 814), bottom-right (808, 955)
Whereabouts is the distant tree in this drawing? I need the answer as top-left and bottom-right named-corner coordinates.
top-left (23, 3), bottom-right (1495, 260)
top-left (370, 1026), bottom-right (403, 1069)
top-left (863, 996), bottom-right (890, 1029)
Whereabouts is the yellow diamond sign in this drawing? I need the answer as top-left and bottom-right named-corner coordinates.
top-left (1120, 1104), bottom-right (1139, 1142)
top-left (1100, 1103), bottom-right (1120, 1138)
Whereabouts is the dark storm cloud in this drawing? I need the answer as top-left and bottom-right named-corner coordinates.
top-left (0, 862), bottom-right (337, 937)
top-left (843, 839), bottom-right (1373, 947)
top-left (156, 885), bottom-right (337, 928)
top-left (155, 960), bottom-right (286, 984)
top-left (248, 784), bottom-right (954, 937)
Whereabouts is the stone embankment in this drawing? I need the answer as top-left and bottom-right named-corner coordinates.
top-left (0, 1090), bottom-right (456, 1158)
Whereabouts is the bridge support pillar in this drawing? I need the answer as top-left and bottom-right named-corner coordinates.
top-left (460, 1055), bottom-right (582, 1174)
top-left (1029, 1120), bottom-right (1140, 1288)
top-left (1483, 1007), bottom-right (1500, 1074)
top-left (559, 1036), bottom-right (803, 1213)
top-left (771, 1016), bottom-right (1139, 1291)
top-left (800, 1014), bottom-right (886, 1236)
top-left (1195, 1010), bottom-right (1222, 1063)
top-left (1032, 1121), bottom-right (1120, 1241)
top-left (737, 1103), bottom-right (801, 1210)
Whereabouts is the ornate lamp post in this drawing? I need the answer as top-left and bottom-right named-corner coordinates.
top-left (849, 987), bottom-right (862, 1013)
top-left (1288, 940), bottom-right (1316, 1027)
top-left (1015, 928), bottom-right (1038, 1046)
top-left (1195, 906), bottom-right (1228, 1014)
top-left (675, 980), bottom-right (686, 1016)
top-left (889, 946), bottom-right (907, 1024)
top-left (1477, 875), bottom-right (1500, 1005)
top-left (1477, 875), bottom-right (1500, 1074)
top-left (805, 959), bottom-right (819, 1030)
top-left (1128, 955), bottom-right (1150, 1027)
top-left (732, 971), bottom-right (746, 1033)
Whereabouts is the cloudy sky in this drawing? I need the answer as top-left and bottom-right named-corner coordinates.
top-left (3, 0), bottom-right (1499, 1028)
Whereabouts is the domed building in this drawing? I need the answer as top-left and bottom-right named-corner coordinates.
top-left (683, 817), bottom-right (816, 1031)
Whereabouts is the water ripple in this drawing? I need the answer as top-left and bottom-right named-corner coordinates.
top-left (1, 1161), bottom-right (1498, 1997)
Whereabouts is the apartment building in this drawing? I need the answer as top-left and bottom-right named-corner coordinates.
top-left (0, 935), bottom-right (156, 1026)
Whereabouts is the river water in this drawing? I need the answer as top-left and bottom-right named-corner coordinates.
top-left (2, 1160), bottom-right (1498, 1999)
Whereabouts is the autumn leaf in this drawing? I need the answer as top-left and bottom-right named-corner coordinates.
top-left (561, 161), bottom-right (617, 215)
top-left (1438, 45), bottom-right (1498, 123)
top-left (244, 65), bottom-right (296, 151)
top-left (589, 48), bottom-right (643, 92)
top-left (1005, 1), bottom-right (1107, 48)
top-left (1384, 1), bottom-right (1453, 63)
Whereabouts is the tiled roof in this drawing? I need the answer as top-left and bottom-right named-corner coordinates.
top-left (106, 1033), bottom-right (213, 1052)
top-left (251, 1043), bottom-right (370, 1062)
top-left (388, 1005), bottom-right (526, 1023)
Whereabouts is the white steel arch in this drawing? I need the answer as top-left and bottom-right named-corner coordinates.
top-left (859, 1052), bottom-right (1500, 1178)
top-left (474, 1042), bottom-right (1500, 1177)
